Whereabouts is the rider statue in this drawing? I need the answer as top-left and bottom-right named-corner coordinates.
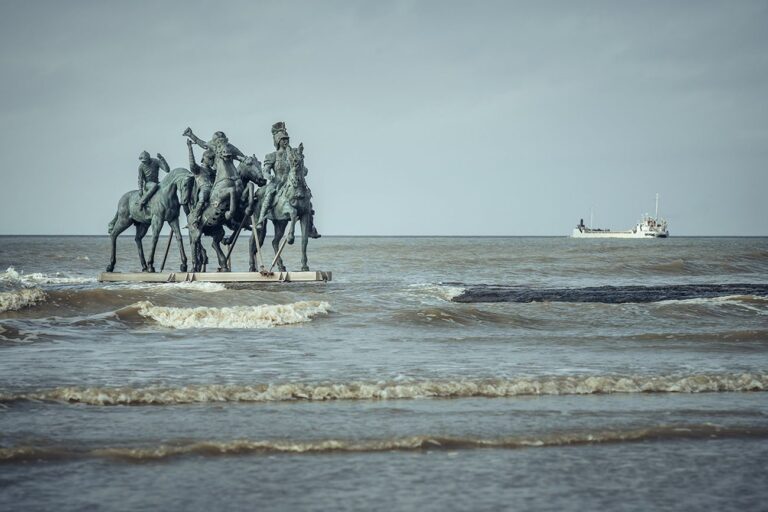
top-left (256, 122), bottom-right (320, 238)
top-left (138, 151), bottom-right (170, 210)
top-left (186, 139), bottom-right (215, 227)
top-left (184, 129), bottom-right (246, 180)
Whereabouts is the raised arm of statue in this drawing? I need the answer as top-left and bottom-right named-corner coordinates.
top-left (230, 144), bottom-right (246, 162)
top-left (186, 140), bottom-right (199, 173)
top-left (157, 154), bottom-right (170, 173)
top-left (183, 127), bottom-right (209, 150)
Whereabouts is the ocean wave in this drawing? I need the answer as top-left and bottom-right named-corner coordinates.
top-left (156, 281), bottom-right (226, 292)
top-left (119, 300), bottom-right (331, 329)
top-left (2, 425), bottom-right (766, 463)
top-left (654, 295), bottom-right (768, 316)
top-left (625, 329), bottom-right (768, 343)
top-left (391, 306), bottom-right (543, 328)
top-left (102, 281), bottom-right (226, 293)
top-left (18, 273), bottom-right (96, 285)
top-left (407, 283), bottom-right (466, 302)
top-left (0, 268), bottom-right (47, 313)
top-left (0, 287), bottom-right (47, 313)
top-left (643, 258), bottom-right (688, 274)
top-left (1, 267), bottom-right (94, 286)
top-left (658, 294), bottom-right (768, 305)
top-left (3, 372), bottom-right (765, 406)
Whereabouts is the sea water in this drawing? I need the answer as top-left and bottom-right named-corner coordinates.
top-left (1, 236), bottom-right (767, 511)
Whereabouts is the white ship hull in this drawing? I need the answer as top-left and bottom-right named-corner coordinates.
top-left (571, 194), bottom-right (669, 239)
top-left (571, 228), bottom-right (668, 239)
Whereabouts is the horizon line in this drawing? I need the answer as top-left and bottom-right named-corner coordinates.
top-left (1, 234), bottom-right (767, 238)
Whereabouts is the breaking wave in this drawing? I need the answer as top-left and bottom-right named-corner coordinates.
top-left (0, 268), bottom-right (48, 313)
top-left (2, 425), bottom-right (766, 463)
top-left (407, 283), bottom-right (466, 302)
top-left (118, 300), bottom-right (331, 329)
top-left (3, 372), bottom-right (765, 406)
top-left (1, 267), bottom-right (94, 287)
top-left (0, 287), bottom-right (46, 313)
top-left (103, 281), bottom-right (226, 293)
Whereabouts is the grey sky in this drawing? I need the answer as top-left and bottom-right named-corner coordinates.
top-left (1, 0), bottom-right (766, 235)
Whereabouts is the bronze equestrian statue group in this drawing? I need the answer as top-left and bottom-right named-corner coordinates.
top-left (106, 123), bottom-right (321, 273)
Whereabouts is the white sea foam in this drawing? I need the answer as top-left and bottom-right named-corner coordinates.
top-left (0, 268), bottom-right (47, 312)
top-left (156, 281), bottom-right (227, 293)
top-left (0, 267), bottom-right (24, 286)
top-left (659, 294), bottom-right (768, 305)
top-left (0, 288), bottom-right (47, 313)
top-left (22, 273), bottom-right (97, 285)
top-left (134, 300), bottom-right (331, 328)
top-left (6, 372), bottom-right (765, 406)
top-left (408, 283), bottom-right (466, 302)
top-left (657, 294), bottom-right (768, 315)
top-left (1, 267), bottom-right (94, 286)
top-left (103, 281), bottom-right (226, 292)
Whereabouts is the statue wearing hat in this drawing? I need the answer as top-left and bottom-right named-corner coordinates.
top-left (138, 150), bottom-right (170, 210)
top-left (186, 139), bottom-right (216, 227)
top-left (256, 122), bottom-right (320, 238)
top-left (183, 128), bottom-right (246, 181)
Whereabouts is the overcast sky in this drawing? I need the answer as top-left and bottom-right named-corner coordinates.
top-left (0, 0), bottom-right (766, 235)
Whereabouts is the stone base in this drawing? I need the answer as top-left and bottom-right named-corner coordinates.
top-left (98, 271), bottom-right (332, 283)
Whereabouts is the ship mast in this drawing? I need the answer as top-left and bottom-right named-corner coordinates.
top-left (655, 193), bottom-right (659, 220)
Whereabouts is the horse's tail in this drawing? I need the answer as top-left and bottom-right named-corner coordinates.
top-left (107, 212), bottom-right (118, 235)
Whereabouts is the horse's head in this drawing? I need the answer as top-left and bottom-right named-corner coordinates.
top-left (237, 154), bottom-right (266, 187)
top-left (287, 144), bottom-right (306, 190)
top-left (163, 168), bottom-right (195, 206)
top-left (179, 174), bottom-right (195, 206)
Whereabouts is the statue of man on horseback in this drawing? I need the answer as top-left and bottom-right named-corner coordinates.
top-left (255, 122), bottom-right (320, 239)
top-left (186, 139), bottom-right (215, 228)
top-left (183, 128), bottom-right (247, 222)
top-left (106, 122), bottom-right (323, 274)
top-left (138, 151), bottom-right (170, 210)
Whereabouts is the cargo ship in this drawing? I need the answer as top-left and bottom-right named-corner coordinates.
top-left (572, 194), bottom-right (669, 239)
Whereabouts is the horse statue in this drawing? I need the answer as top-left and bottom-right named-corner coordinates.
top-left (106, 169), bottom-right (193, 273)
top-left (253, 143), bottom-right (314, 272)
top-left (188, 156), bottom-right (266, 272)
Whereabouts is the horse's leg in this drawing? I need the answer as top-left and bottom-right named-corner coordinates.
top-left (245, 188), bottom-right (257, 272)
top-left (225, 188), bottom-right (236, 221)
top-left (106, 215), bottom-right (133, 272)
top-left (286, 209), bottom-right (298, 245)
top-left (248, 232), bottom-right (256, 272)
top-left (201, 239), bottom-right (209, 269)
top-left (135, 223), bottom-right (150, 272)
top-left (258, 223), bottom-right (267, 247)
top-left (170, 217), bottom-right (187, 272)
top-left (210, 228), bottom-right (229, 272)
top-left (146, 216), bottom-right (163, 273)
top-left (300, 213), bottom-right (310, 271)
top-left (190, 227), bottom-right (204, 272)
top-left (250, 223), bottom-right (268, 271)
top-left (272, 220), bottom-right (287, 272)
top-left (194, 240), bottom-right (201, 272)
top-left (189, 230), bottom-right (199, 271)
